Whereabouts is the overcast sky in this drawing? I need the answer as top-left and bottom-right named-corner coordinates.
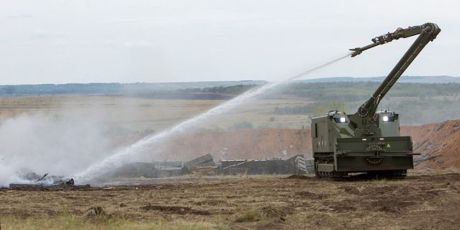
top-left (1, 0), bottom-right (459, 84)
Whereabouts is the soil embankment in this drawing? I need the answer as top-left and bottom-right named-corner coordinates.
top-left (157, 128), bottom-right (312, 161)
top-left (402, 120), bottom-right (460, 169)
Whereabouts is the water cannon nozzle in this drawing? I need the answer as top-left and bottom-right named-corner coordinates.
top-left (350, 48), bottom-right (362, 57)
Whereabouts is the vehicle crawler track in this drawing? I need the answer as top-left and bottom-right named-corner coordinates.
top-left (314, 168), bottom-right (407, 180)
top-left (314, 170), bottom-right (346, 178)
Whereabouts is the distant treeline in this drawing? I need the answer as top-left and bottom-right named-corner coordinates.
top-left (0, 83), bottom-right (124, 96)
top-left (2, 81), bottom-right (459, 100)
top-left (1, 81), bottom-right (460, 124)
top-left (0, 82), bottom-right (261, 100)
top-left (274, 82), bottom-right (460, 100)
top-left (271, 82), bottom-right (460, 125)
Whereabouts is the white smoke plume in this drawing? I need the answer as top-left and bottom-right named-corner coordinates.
top-left (0, 111), bottom-right (114, 187)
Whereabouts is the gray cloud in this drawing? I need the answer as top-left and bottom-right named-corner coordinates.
top-left (0, 0), bottom-right (458, 84)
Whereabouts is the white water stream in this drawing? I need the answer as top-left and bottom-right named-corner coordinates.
top-left (74, 53), bottom-right (351, 183)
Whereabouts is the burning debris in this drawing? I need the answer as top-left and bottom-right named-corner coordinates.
top-left (183, 154), bottom-right (216, 172)
top-left (102, 154), bottom-right (312, 180)
top-left (106, 162), bottom-right (184, 178)
top-left (8, 171), bottom-right (87, 190)
top-left (219, 155), bottom-right (313, 175)
top-left (4, 154), bottom-right (312, 187)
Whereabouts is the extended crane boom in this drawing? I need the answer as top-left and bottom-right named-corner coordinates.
top-left (349, 23), bottom-right (440, 136)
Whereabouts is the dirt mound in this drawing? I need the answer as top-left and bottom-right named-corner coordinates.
top-left (156, 128), bottom-right (312, 161)
top-left (401, 119), bottom-right (460, 169)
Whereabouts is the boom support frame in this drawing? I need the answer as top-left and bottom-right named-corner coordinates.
top-left (349, 23), bottom-right (440, 137)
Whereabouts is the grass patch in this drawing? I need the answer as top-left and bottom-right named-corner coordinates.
top-left (234, 209), bottom-right (261, 223)
top-left (0, 214), bottom-right (224, 230)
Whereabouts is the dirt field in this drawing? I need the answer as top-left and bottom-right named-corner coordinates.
top-left (0, 95), bottom-right (311, 131)
top-left (1, 172), bottom-right (459, 229)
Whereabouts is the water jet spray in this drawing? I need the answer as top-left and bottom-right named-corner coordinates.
top-left (74, 52), bottom-right (352, 183)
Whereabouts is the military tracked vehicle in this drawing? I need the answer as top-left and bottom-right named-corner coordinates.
top-left (311, 23), bottom-right (441, 178)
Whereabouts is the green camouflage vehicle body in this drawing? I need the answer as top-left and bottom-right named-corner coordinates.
top-left (311, 23), bottom-right (441, 178)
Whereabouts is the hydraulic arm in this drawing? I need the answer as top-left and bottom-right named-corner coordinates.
top-left (349, 23), bottom-right (440, 136)
top-left (311, 23), bottom-right (441, 178)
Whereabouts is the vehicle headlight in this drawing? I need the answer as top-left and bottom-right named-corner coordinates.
top-left (339, 117), bottom-right (346, 123)
top-left (382, 115), bottom-right (389, 122)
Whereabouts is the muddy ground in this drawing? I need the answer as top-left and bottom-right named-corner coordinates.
top-left (1, 172), bottom-right (459, 229)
